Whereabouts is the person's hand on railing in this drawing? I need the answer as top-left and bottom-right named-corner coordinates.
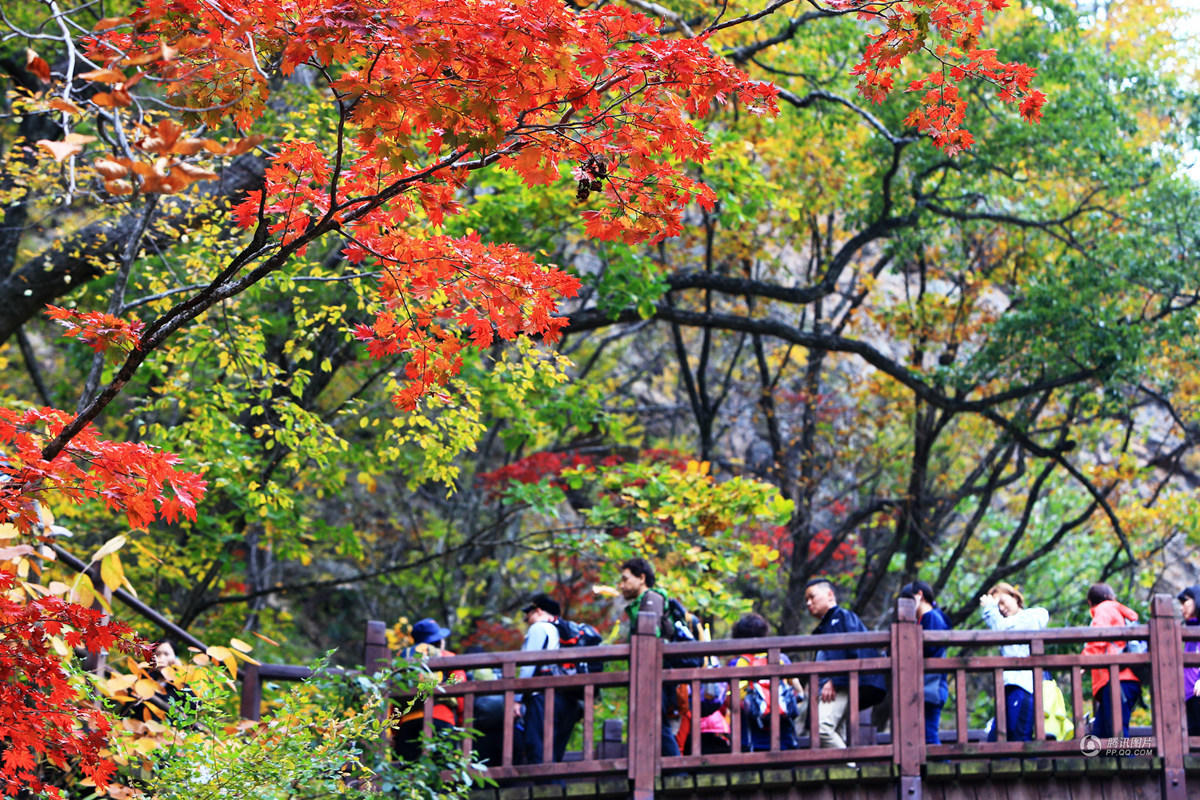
top-left (820, 680), bottom-right (836, 703)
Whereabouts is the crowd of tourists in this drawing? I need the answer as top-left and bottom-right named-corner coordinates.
top-left (396, 559), bottom-right (1200, 767)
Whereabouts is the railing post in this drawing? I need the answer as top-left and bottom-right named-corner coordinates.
top-left (629, 594), bottom-right (662, 800)
top-left (1149, 594), bottom-right (1187, 800)
top-left (364, 619), bottom-right (390, 675)
top-left (239, 661), bottom-right (262, 720)
top-left (892, 597), bottom-right (923, 800)
top-left (363, 619), bottom-right (392, 773)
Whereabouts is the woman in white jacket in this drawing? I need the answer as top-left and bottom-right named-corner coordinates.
top-left (980, 582), bottom-right (1049, 742)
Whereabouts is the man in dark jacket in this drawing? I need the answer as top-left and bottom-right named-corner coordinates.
top-left (806, 578), bottom-right (886, 749)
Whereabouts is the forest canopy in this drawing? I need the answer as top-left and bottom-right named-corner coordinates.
top-left (0, 0), bottom-right (1198, 792)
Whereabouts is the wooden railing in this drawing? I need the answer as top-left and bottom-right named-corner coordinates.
top-left (400, 594), bottom-right (1194, 799)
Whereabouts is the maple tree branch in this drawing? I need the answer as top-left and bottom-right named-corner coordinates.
top-left (37, 128), bottom-right (509, 463)
top-left (930, 435), bottom-right (1023, 600)
top-left (722, 9), bottom-right (841, 60)
top-left (950, 495), bottom-right (1101, 626)
top-left (777, 88), bottom-right (916, 145)
top-left (706, 0), bottom-right (839, 34)
top-left (974, 403), bottom-right (1131, 563)
top-left (624, 0), bottom-right (696, 37)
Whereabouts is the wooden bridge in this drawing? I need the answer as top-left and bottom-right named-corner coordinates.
top-left (80, 553), bottom-right (1200, 800)
top-left (246, 593), bottom-right (1196, 800)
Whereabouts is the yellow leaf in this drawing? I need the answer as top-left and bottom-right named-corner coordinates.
top-left (0, 524), bottom-right (19, 539)
top-left (229, 637), bottom-right (253, 653)
top-left (106, 674), bottom-right (138, 694)
top-left (92, 535), bottom-right (127, 561)
top-left (133, 737), bottom-right (160, 756)
top-left (100, 552), bottom-right (124, 591)
top-left (71, 571), bottom-right (96, 606)
top-left (206, 645), bottom-right (232, 662)
top-left (94, 591), bottom-right (113, 614)
top-left (133, 678), bottom-right (160, 700)
top-left (231, 649), bottom-right (260, 665)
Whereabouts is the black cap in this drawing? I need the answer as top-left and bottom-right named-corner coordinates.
top-left (522, 592), bottom-right (561, 617)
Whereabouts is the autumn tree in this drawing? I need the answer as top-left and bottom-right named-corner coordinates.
top-left (550, 0), bottom-right (1200, 631)
top-left (0, 0), bottom-right (1059, 788)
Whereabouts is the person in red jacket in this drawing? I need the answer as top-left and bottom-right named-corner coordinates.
top-left (1084, 583), bottom-right (1141, 739)
top-left (396, 617), bottom-right (466, 761)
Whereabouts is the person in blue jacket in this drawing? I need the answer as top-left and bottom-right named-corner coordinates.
top-left (806, 578), bottom-right (887, 749)
top-left (899, 581), bottom-right (951, 744)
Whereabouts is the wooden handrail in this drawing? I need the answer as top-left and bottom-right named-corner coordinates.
top-left (922, 625), bottom-right (1148, 645)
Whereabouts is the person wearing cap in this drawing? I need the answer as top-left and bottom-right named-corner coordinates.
top-left (518, 593), bottom-right (581, 766)
top-left (1180, 586), bottom-right (1200, 735)
top-left (980, 582), bottom-right (1049, 742)
top-left (395, 617), bottom-right (466, 761)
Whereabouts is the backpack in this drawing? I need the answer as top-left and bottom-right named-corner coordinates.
top-left (548, 618), bottom-right (605, 677)
top-left (660, 595), bottom-right (704, 670)
top-left (737, 654), bottom-right (800, 728)
top-left (1120, 617), bottom-right (1153, 687)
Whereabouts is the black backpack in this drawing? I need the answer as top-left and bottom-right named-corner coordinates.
top-left (549, 618), bottom-right (605, 677)
top-left (660, 596), bottom-right (704, 670)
